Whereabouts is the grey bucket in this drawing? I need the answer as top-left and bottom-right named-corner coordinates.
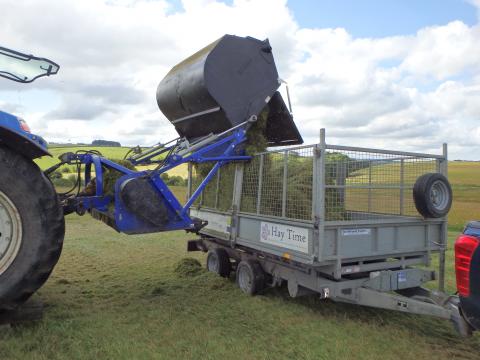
top-left (156, 34), bottom-right (302, 146)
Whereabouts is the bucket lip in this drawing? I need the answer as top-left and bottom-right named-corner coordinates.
top-left (264, 91), bottom-right (304, 146)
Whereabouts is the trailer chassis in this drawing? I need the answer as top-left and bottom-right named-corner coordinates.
top-left (189, 236), bottom-right (473, 336)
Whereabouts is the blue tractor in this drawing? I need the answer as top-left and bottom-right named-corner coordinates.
top-left (0, 36), bottom-right (302, 310)
top-left (0, 46), bottom-right (64, 310)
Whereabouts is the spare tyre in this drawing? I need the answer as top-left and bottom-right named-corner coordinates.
top-left (413, 173), bottom-right (452, 218)
top-left (0, 146), bottom-right (65, 310)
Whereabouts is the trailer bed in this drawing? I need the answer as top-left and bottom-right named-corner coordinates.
top-left (188, 130), bottom-right (448, 281)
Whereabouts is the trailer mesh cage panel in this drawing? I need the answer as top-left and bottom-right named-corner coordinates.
top-left (190, 143), bottom-right (443, 222)
top-left (324, 148), bottom-right (439, 221)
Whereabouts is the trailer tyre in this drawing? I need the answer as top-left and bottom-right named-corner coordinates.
top-left (236, 260), bottom-right (265, 295)
top-left (0, 146), bottom-right (65, 310)
top-left (413, 173), bottom-right (452, 218)
top-left (206, 248), bottom-right (231, 278)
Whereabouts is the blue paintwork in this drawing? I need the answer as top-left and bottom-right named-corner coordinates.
top-left (0, 109), bottom-right (49, 152)
top-left (68, 127), bottom-right (250, 234)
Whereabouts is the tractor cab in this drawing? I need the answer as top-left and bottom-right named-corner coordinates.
top-left (0, 46), bottom-right (59, 159)
top-left (0, 46), bottom-right (59, 83)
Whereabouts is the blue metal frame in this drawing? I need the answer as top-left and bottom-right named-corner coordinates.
top-left (68, 127), bottom-right (250, 234)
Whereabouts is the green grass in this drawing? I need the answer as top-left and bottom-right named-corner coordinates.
top-left (1, 155), bottom-right (480, 358)
top-left (448, 162), bottom-right (480, 229)
top-left (344, 160), bottom-right (480, 228)
top-left (35, 146), bottom-right (132, 169)
top-left (35, 145), bottom-right (189, 178)
top-left (0, 215), bottom-right (479, 359)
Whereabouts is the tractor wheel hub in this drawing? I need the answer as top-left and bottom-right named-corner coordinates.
top-left (0, 190), bottom-right (22, 275)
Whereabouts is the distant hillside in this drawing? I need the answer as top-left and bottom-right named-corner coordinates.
top-left (92, 140), bottom-right (121, 147)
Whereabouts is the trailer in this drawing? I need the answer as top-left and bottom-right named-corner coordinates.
top-left (186, 130), bottom-right (474, 335)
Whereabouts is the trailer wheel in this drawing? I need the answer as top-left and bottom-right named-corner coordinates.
top-left (0, 146), bottom-right (65, 310)
top-left (413, 173), bottom-right (452, 218)
top-left (206, 248), bottom-right (231, 278)
top-left (236, 260), bottom-right (265, 295)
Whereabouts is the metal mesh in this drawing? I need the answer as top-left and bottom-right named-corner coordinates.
top-left (201, 169), bottom-right (217, 208)
top-left (190, 163), bottom-right (235, 211)
top-left (189, 143), bottom-right (443, 223)
top-left (285, 148), bottom-right (313, 220)
top-left (217, 163), bottom-right (235, 211)
top-left (240, 148), bottom-right (314, 220)
top-left (324, 147), bottom-right (439, 221)
top-left (259, 153), bottom-right (284, 217)
top-left (239, 156), bottom-right (260, 213)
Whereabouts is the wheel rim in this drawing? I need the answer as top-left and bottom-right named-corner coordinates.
top-left (0, 190), bottom-right (22, 276)
top-left (207, 253), bottom-right (219, 273)
top-left (238, 265), bottom-right (252, 292)
top-left (430, 180), bottom-right (449, 211)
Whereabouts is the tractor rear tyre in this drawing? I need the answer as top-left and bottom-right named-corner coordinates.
top-left (0, 146), bottom-right (65, 310)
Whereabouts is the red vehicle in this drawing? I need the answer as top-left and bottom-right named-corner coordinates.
top-left (456, 221), bottom-right (480, 331)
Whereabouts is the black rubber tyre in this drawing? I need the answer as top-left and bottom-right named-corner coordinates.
top-left (0, 146), bottom-right (65, 310)
top-left (206, 248), bottom-right (231, 278)
top-left (413, 173), bottom-right (452, 218)
top-left (236, 260), bottom-right (265, 296)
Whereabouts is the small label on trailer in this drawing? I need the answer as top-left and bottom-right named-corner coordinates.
top-left (260, 222), bottom-right (309, 253)
top-left (341, 228), bottom-right (371, 236)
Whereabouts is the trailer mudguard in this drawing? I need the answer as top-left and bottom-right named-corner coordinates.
top-left (0, 125), bottom-right (50, 159)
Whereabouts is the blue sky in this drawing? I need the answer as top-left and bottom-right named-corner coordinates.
top-left (168, 0), bottom-right (478, 37)
top-left (288, 0), bottom-right (477, 37)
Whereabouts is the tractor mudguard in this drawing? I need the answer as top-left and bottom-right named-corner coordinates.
top-left (0, 125), bottom-right (50, 159)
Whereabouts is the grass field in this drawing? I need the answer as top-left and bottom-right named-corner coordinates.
top-left (342, 161), bottom-right (480, 227)
top-left (36, 145), bottom-right (480, 229)
top-left (0, 215), bottom-right (479, 359)
top-left (35, 145), bottom-right (188, 179)
top-left (448, 162), bottom-right (480, 230)
top-left (1, 150), bottom-right (479, 358)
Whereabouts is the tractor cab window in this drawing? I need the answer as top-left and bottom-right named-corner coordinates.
top-left (0, 46), bottom-right (59, 83)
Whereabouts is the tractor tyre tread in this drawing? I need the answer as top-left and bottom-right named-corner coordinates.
top-left (0, 146), bottom-right (65, 310)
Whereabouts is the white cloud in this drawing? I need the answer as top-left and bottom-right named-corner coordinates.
top-left (1, 0), bottom-right (480, 159)
top-left (400, 21), bottom-right (480, 80)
